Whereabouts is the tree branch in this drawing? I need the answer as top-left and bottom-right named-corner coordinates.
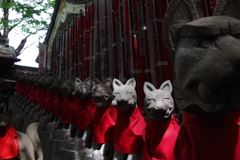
top-left (15, 34), bottom-right (31, 57)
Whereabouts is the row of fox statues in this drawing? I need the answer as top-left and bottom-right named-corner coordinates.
top-left (3, 0), bottom-right (240, 159)
top-left (11, 73), bottom-right (179, 160)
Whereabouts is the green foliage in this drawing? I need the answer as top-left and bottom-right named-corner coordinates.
top-left (0, 0), bottom-right (55, 37)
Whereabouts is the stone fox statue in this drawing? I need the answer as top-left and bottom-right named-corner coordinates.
top-left (142, 80), bottom-right (180, 160)
top-left (83, 77), bottom-right (117, 159)
top-left (111, 78), bottom-right (146, 160)
top-left (163, 0), bottom-right (240, 159)
top-left (0, 110), bottom-right (43, 160)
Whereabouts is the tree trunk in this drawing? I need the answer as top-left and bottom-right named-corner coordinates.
top-left (2, 0), bottom-right (11, 38)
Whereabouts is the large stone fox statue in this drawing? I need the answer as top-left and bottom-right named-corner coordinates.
top-left (0, 110), bottom-right (43, 160)
top-left (163, 0), bottom-right (240, 159)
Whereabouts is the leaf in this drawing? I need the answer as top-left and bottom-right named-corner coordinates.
top-left (0, 0), bottom-right (55, 53)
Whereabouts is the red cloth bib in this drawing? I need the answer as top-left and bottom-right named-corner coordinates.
top-left (44, 91), bottom-right (53, 113)
top-left (14, 81), bottom-right (19, 93)
top-left (114, 107), bottom-right (146, 153)
top-left (142, 118), bottom-right (180, 160)
top-left (73, 99), bottom-right (96, 129)
top-left (33, 87), bottom-right (41, 104)
top-left (61, 97), bottom-right (80, 123)
top-left (0, 126), bottom-right (19, 159)
top-left (21, 83), bottom-right (27, 96)
top-left (19, 82), bottom-right (25, 96)
top-left (175, 111), bottom-right (240, 160)
top-left (25, 84), bottom-right (31, 97)
top-left (52, 93), bottom-right (63, 116)
top-left (28, 87), bottom-right (36, 103)
top-left (40, 90), bottom-right (47, 109)
top-left (92, 106), bottom-right (118, 143)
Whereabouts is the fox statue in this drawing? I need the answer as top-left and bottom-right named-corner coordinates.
top-left (163, 0), bottom-right (240, 159)
top-left (111, 78), bottom-right (146, 160)
top-left (83, 77), bottom-right (117, 159)
top-left (142, 80), bottom-right (180, 160)
top-left (66, 77), bottom-right (96, 151)
top-left (0, 110), bottom-right (43, 160)
top-left (54, 77), bottom-right (76, 140)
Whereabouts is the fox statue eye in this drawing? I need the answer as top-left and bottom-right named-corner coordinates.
top-left (127, 92), bottom-right (133, 95)
top-left (199, 38), bottom-right (215, 48)
top-left (113, 92), bottom-right (120, 96)
top-left (163, 98), bottom-right (170, 102)
top-left (147, 99), bottom-right (155, 103)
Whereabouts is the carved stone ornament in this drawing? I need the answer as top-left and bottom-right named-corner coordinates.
top-left (163, 0), bottom-right (240, 113)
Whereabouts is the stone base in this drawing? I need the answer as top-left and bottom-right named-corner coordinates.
top-left (38, 131), bottom-right (52, 159)
top-left (62, 149), bottom-right (83, 160)
top-left (48, 139), bottom-right (66, 160)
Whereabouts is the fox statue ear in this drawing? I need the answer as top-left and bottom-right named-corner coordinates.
top-left (159, 80), bottom-right (173, 93)
top-left (75, 78), bottom-right (82, 88)
top-left (112, 79), bottom-right (123, 90)
top-left (103, 77), bottom-right (112, 87)
top-left (213, 0), bottom-right (240, 20)
top-left (143, 82), bottom-right (156, 96)
top-left (125, 78), bottom-right (136, 88)
top-left (84, 77), bottom-right (92, 86)
top-left (92, 77), bottom-right (101, 86)
top-left (163, 0), bottom-right (199, 61)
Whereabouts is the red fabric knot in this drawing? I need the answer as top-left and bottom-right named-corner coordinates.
top-left (175, 111), bottom-right (240, 160)
top-left (61, 97), bottom-right (81, 123)
top-left (73, 98), bottom-right (96, 129)
top-left (92, 106), bottom-right (118, 143)
top-left (0, 126), bottom-right (19, 159)
top-left (142, 118), bottom-right (180, 160)
top-left (114, 107), bottom-right (146, 153)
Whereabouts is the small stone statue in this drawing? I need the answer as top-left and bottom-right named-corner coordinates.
top-left (46, 78), bottom-right (65, 131)
top-left (142, 80), bottom-right (180, 160)
top-left (0, 109), bottom-right (43, 160)
top-left (83, 77), bottom-right (117, 159)
top-left (28, 76), bottom-right (44, 119)
top-left (35, 76), bottom-right (55, 124)
top-left (54, 77), bottom-right (76, 140)
top-left (66, 77), bottom-right (96, 151)
top-left (111, 78), bottom-right (146, 160)
top-left (163, 0), bottom-right (240, 159)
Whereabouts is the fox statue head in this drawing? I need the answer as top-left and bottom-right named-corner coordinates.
top-left (163, 0), bottom-right (240, 114)
top-left (111, 78), bottom-right (137, 110)
top-left (61, 77), bottom-right (75, 98)
top-left (91, 77), bottom-right (113, 107)
top-left (74, 77), bottom-right (92, 99)
top-left (143, 80), bottom-right (174, 120)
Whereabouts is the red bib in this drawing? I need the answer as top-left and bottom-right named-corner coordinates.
top-left (61, 97), bottom-right (80, 123)
top-left (92, 106), bottom-right (118, 143)
top-left (0, 126), bottom-right (19, 159)
top-left (142, 118), bottom-right (180, 160)
top-left (44, 91), bottom-right (54, 113)
top-left (114, 107), bottom-right (146, 153)
top-left (175, 111), bottom-right (240, 160)
top-left (33, 87), bottom-right (41, 104)
top-left (28, 87), bottom-right (36, 103)
top-left (40, 90), bottom-right (47, 109)
top-left (73, 99), bottom-right (96, 129)
top-left (25, 84), bottom-right (31, 97)
top-left (52, 93), bottom-right (63, 116)
top-left (14, 81), bottom-right (19, 93)
top-left (19, 82), bottom-right (25, 96)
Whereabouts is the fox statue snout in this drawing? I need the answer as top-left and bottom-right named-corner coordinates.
top-left (173, 16), bottom-right (240, 113)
